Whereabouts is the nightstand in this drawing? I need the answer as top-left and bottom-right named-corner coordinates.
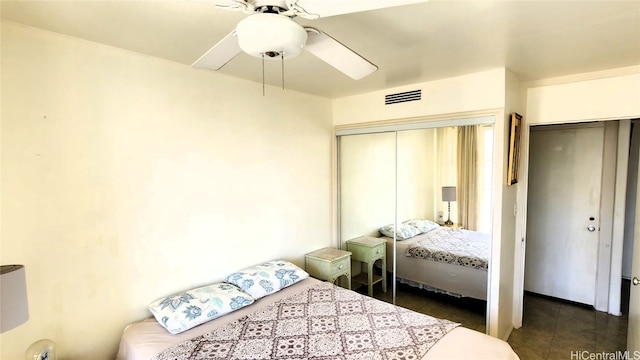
top-left (346, 237), bottom-right (387, 296)
top-left (305, 247), bottom-right (352, 289)
top-left (444, 223), bottom-right (464, 229)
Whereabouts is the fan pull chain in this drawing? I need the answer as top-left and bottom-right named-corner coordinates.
top-left (262, 53), bottom-right (265, 96)
top-left (259, 52), bottom-right (286, 96)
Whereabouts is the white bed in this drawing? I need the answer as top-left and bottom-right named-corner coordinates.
top-left (383, 226), bottom-right (490, 300)
top-left (117, 277), bottom-right (517, 360)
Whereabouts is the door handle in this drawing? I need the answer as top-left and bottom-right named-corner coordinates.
top-left (633, 277), bottom-right (640, 286)
top-left (587, 225), bottom-right (596, 232)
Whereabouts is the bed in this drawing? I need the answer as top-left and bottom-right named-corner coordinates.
top-left (381, 224), bottom-right (490, 300)
top-left (116, 274), bottom-right (517, 360)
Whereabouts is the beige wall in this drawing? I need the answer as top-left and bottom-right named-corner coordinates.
top-left (526, 69), bottom-right (640, 125)
top-left (0, 22), bottom-right (333, 360)
top-left (494, 69), bottom-right (523, 339)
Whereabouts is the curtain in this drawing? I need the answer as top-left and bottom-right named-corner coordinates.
top-left (436, 127), bottom-right (457, 223)
top-left (457, 126), bottom-right (478, 230)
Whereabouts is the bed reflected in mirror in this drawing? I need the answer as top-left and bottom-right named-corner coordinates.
top-left (338, 123), bottom-right (493, 334)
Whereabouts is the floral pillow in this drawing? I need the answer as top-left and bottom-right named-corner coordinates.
top-left (224, 260), bottom-right (309, 300)
top-left (379, 223), bottom-right (420, 240)
top-left (148, 282), bottom-right (254, 334)
top-left (403, 219), bottom-right (440, 234)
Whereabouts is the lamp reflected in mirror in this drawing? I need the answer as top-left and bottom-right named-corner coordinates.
top-left (442, 186), bottom-right (456, 226)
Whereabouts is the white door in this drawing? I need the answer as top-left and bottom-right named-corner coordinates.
top-left (525, 124), bottom-right (604, 305)
top-left (628, 152), bottom-right (640, 351)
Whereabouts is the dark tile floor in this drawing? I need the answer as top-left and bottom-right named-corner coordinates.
top-left (360, 282), bottom-right (487, 332)
top-left (508, 281), bottom-right (629, 360)
top-left (357, 280), bottom-right (630, 360)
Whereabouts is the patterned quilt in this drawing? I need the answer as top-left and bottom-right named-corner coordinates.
top-left (405, 227), bottom-right (490, 270)
top-left (153, 282), bottom-right (459, 360)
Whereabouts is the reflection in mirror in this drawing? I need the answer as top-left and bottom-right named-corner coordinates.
top-left (338, 124), bottom-right (493, 334)
top-left (339, 132), bottom-right (396, 300)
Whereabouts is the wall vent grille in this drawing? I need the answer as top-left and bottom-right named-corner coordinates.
top-left (385, 89), bottom-right (421, 105)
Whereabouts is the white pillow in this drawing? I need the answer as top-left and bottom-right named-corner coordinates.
top-left (379, 223), bottom-right (420, 240)
top-left (403, 219), bottom-right (440, 234)
top-left (148, 282), bottom-right (254, 334)
top-left (224, 260), bottom-right (309, 300)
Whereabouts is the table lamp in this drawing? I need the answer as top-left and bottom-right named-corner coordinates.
top-left (1, 265), bottom-right (57, 360)
top-left (1, 265), bottom-right (29, 332)
top-left (442, 186), bottom-right (456, 226)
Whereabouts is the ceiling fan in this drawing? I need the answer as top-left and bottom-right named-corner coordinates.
top-left (192, 0), bottom-right (428, 80)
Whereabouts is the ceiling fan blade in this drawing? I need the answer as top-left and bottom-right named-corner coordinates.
top-left (304, 28), bottom-right (377, 80)
top-left (292, 0), bottom-right (429, 18)
top-left (191, 30), bottom-right (241, 70)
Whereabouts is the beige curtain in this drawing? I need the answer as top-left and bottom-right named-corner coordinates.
top-left (437, 127), bottom-right (458, 223)
top-left (457, 126), bottom-right (478, 230)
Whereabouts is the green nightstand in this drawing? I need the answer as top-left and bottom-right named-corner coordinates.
top-left (346, 237), bottom-right (387, 296)
top-left (305, 247), bottom-right (352, 289)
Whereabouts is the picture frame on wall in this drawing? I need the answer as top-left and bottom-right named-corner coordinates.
top-left (507, 113), bottom-right (522, 185)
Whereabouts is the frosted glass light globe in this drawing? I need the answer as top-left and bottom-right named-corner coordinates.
top-left (236, 13), bottom-right (307, 59)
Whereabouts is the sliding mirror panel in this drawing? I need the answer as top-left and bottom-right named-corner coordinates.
top-left (339, 132), bottom-right (396, 303)
top-left (393, 127), bottom-right (441, 293)
top-left (393, 125), bottom-right (493, 332)
top-left (338, 120), bottom-right (494, 332)
top-left (396, 128), bottom-right (441, 224)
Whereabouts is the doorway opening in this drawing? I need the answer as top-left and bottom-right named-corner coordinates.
top-left (518, 119), bottom-right (638, 353)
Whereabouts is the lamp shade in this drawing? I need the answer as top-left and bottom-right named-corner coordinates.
top-left (1, 265), bottom-right (29, 332)
top-left (236, 13), bottom-right (307, 59)
top-left (442, 186), bottom-right (457, 202)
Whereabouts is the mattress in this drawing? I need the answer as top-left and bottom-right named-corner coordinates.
top-left (116, 278), bottom-right (517, 360)
top-left (405, 227), bottom-right (490, 270)
top-left (384, 231), bottom-right (488, 300)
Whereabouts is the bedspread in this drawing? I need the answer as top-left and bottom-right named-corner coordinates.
top-left (405, 227), bottom-right (490, 270)
top-left (152, 282), bottom-right (459, 360)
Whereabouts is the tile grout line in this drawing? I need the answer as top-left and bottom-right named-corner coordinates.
top-left (593, 310), bottom-right (599, 353)
top-left (545, 302), bottom-right (562, 359)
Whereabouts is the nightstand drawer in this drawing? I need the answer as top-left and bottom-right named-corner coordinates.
top-left (349, 243), bottom-right (384, 263)
top-left (305, 247), bottom-right (352, 289)
top-left (332, 256), bottom-right (350, 274)
top-left (347, 238), bottom-right (386, 264)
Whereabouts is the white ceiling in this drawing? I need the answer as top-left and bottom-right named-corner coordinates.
top-left (2, 0), bottom-right (639, 98)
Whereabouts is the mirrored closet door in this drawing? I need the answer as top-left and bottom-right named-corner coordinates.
top-left (339, 131), bottom-right (396, 301)
top-left (338, 120), bottom-right (494, 333)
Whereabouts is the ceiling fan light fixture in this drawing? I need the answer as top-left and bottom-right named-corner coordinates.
top-left (236, 13), bottom-right (307, 59)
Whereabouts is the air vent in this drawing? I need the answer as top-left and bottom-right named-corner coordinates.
top-left (385, 89), bottom-right (421, 105)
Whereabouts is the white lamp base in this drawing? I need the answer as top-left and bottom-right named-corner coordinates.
top-left (25, 339), bottom-right (56, 360)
